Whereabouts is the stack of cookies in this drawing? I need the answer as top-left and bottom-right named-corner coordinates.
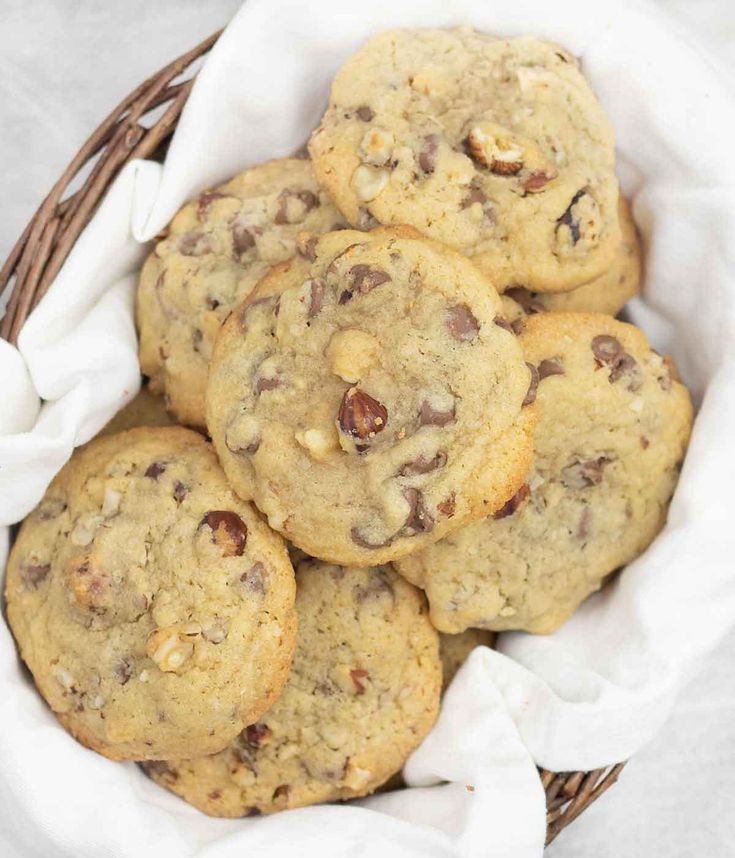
top-left (5, 28), bottom-right (693, 817)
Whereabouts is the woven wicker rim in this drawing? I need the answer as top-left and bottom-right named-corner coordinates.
top-left (0, 29), bottom-right (625, 845)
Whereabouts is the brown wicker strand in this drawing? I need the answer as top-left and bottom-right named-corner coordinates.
top-left (0, 27), bottom-right (626, 846)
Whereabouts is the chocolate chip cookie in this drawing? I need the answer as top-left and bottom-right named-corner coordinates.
top-left (6, 427), bottom-right (297, 760)
top-left (309, 29), bottom-right (620, 293)
top-left (500, 194), bottom-right (641, 321)
top-left (395, 312), bottom-right (693, 634)
top-left (207, 226), bottom-right (536, 566)
top-left (142, 560), bottom-right (441, 817)
top-left (137, 158), bottom-right (344, 428)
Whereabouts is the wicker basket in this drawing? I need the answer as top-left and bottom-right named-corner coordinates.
top-left (0, 29), bottom-right (624, 846)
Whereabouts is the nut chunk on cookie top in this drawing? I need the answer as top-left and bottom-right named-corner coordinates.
top-left (396, 312), bottom-right (693, 634)
top-left (207, 226), bottom-right (536, 566)
top-left (142, 561), bottom-right (441, 817)
top-left (309, 28), bottom-right (620, 293)
top-left (5, 427), bottom-right (297, 761)
top-left (136, 158), bottom-right (344, 430)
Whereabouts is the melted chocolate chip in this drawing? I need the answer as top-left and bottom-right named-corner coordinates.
top-left (446, 305), bottom-right (480, 342)
top-left (399, 451), bottom-right (447, 476)
top-left (308, 279), bottom-right (325, 317)
top-left (241, 562), bottom-right (267, 594)
top-left (493, 484), bottom-right (530, 519)
top-left (144, 461), bottom-right (167, 480)
top-left (21, 561), bottom-right (50, 589)
top-left (418, 134), bottom-right (440, 173)
top-left (350, 526), bottom-right (394, 550)
top-left (561, 456), bottom-right (612, 489)
top-left (538, 358), bottom-right (565, 379)
top-left (197, 191), bottom-right (226, 220)
top-left (348, 264), bottom-right (391, 295)
top-left (419, 399), bottom-right (456, 427)
top-left (523, 363), bottom-right (539, 406)
top-left (402, 488), bottom-right (434, 534)
top-left (557, 190), bottom-right (586, 244)
top-left (232, 222), bottom-right (258, 256)
top-left (437, 493), bottom-right (456, 518)
top-left (356, 105), bottom-right (374, 122)
top-left (350, 668), bottom-right (369, 694)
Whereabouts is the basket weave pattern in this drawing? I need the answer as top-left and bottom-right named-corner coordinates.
top-left (0, 30), bottom-right (624, 846)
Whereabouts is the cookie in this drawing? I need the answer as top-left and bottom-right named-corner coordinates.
top-left (137, 158), bottom-right (344, 428)
top-left (439, 629), bottom-right (495, 691)
top-left (142, 560), bottom-right (441, 817)
top-left (6, 427), bottom-right (297, 760)
top-left (309, 28), bottom-right (620, 293)
top-left (500, 194), bottom-right (641, 319)
top-left (98, 385), bottom-right (175, 437)
top-left (395, 312), bottom-right (693, 634)
top-left (207, 226), bottom-right (536, 566)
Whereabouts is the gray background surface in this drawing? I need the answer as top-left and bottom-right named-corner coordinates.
top-left (1, 2), bottom-right (734, 856)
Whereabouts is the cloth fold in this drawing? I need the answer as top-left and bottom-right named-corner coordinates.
top-left (0, 1), bottom-right (734, 856)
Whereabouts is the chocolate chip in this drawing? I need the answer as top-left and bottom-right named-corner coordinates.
top-left (197, 191), bottom-right (226, 220)
top-left (272, 785), bottom-right (290, 802)
top-left (307, 279), bottom-right (325, 317)
top-left (173, 481), bottom-right (189, 504)
top-left (446, 305), bottom-right (479, 342)
top-left (399, 451), bottom-right (447, 476)
top-left (437, 493), bottom-right (456, 518)
top-left (297, 233), bottom-right (319, 261)
top-left (356, 105), bottom-right (374, 121)
top-left (338, 388), bottom-right (388, 441)
top-left (402, 488), bottom-right (434, 534)
top-left (561, 456), bottom-right (612, 489)
top-left (418, 134), bottom-right (440, 173)
top-left (20, 561), bottom-right (50, 589)
top-left (419, 399), bottom-right (455, 427)
top-left (348, 264), bottom-right (391, 295)
top-left (350, 668), bottom-right (369, 694)
top-left (144, 462), bottom-right (167, 480)
top-left (241, 562), bottom-right (267, 594)
top-left (115, 659), bottom-right (133, 685)
top-left (493, 484), bottom-right (530, 519)
top-left (640, 436), bottom-right (650, 449)
top-left (200, 511), bottom-right (248, 557)
top-left (256, 375), bottom-right (282, 393)
top-left (243, 723), bottom-right (271, 748)
top-left (37, 497), bottom-right (67, 520)
top-left (557, 190), bottom-right (586, 245)
top-left (523, 171), bottom-right (556, 194)
top-left (523, 363), bottom-right (539, 406)
top-left (591, 335), bottom-right (641, 389)
top-left (274, 189), bottom-right (319, 225)
top-left (178, 232), bottom-right (214, 256)
top-left (577, 507), bottom-right (592, 540)
top-left (142, 761), bottom-right (179, 783)
top-left (591, 335), bottom-right (625, 364)
top-left (461, 186), bottom-right (487, 209)
top-left (232, 222), bottom-right (257, 256)
top-left (538, 358), bottom-right (565, 379)
top-left (609, 352), bottom-right (640, 386)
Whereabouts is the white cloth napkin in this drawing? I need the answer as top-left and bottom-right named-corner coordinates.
top-left (0, 1), bottom-right (734, 856)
